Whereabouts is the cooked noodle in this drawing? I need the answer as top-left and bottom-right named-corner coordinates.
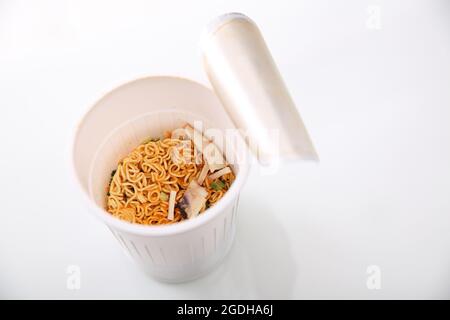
top-left (106, 128), bottom-right (235, 225)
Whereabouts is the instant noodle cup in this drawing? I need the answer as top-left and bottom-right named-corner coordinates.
top-left (72, 13), bottom-right (316, 282)
top-left (72, 77), bottom-right (249, 282)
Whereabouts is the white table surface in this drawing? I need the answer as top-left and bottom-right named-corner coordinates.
top-left (1, 0), bottom-right (450, 299)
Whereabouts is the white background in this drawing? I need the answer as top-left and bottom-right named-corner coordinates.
top-left (1, 0), bottom-right (450, 299)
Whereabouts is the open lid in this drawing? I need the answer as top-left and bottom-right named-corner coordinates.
top-left (200, 13), bottom-right (318, 165)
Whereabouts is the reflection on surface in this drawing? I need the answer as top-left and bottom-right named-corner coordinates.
top-left (175, 196), bottom-right (296, 299)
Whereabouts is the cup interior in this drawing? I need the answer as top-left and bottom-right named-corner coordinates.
top-left (73, 76), bottom-right (248, 228)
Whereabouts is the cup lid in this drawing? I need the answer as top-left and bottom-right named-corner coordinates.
top-left (201, 13), bottom-right (318, 165)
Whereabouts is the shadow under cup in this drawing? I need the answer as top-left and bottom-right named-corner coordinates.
top-left (72, 76), bottom-right (249, 282)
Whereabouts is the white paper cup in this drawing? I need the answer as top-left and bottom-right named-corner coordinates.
top-left (72, 76), bottom-right (249, 282)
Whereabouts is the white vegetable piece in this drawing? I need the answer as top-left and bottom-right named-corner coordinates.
top-left (203, 143), bottom-right (226, 172)
top-left (197, 163), bottom-right (209, 185)
top-left (184, 124), bottom-right (209, 152)
top-left (208, 166), bottom-right (232, 181)
top-left (184, 124), bottom-right (226, 172)
top-left (168, 190), bottom-right (177, 220)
